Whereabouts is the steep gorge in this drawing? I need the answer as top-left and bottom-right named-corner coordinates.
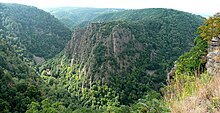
top-left (0, 4), bottom-right (210, 112)
top-left (59, 9), bottom-right (204, 104)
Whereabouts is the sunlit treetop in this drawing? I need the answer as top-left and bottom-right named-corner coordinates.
top-left (199, 13), bottom-right (220, 42)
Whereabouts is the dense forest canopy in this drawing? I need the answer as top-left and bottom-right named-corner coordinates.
top-left (46, 7), bottom-right (125, 29)
top-left (48, 8), bottom-right (203, 109)
top-left (0, 3), bottom-right (71, 59)
top-left (0, 3), bottom-right (216, 113)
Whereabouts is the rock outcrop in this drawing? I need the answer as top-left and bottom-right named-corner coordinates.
top-left (206, 36), bottom-right (220, 76)
top-left (167, 65), bottom-right (176, 85)
top-left (65, 23), bottom-right (134, 82)
top-left (63, 9), bottom-right (203, 85)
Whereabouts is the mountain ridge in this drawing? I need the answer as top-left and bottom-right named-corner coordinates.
top-left (52, 8), bottom-right (204, 104)
top-left (0, 3), bottom-right (71, 59)
top-left (0, 3), bottom-right (213, 112)
top-left (45, 7), bottom-right (125, 29)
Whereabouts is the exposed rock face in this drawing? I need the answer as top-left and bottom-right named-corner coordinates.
top-left (167, 66), bottom-right (176, 85)
top-left (65, 22), bottom-right (201, 86)
top-left (65, 23), bottom-right (134, 82)
top-left (206, 36), bottom-right (220, 76)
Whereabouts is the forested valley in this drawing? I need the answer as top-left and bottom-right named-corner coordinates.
top-left (0, 3), bottom-right (220, 113)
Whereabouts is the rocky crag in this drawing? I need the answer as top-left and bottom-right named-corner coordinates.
top-left (206, 36), bottom-right (220, 76)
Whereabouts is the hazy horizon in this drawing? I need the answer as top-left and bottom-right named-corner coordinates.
top-left (0, 0), bottom-right (219, 17)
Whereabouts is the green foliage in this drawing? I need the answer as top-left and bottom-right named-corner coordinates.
top-left (73, 107), bottom-right (103, 113)
top-left (26, 98), bottom-right (73, 113)
top-left (0, 5), bottom-right (205, 113)
top-left (94, 43), bottom-right (107, 67)
top-left (46, 7), bottom-right (124, 29)
top-left (36, 55), bottom-right (120, 112)
top-left (0, 39), bottom-right (33, 78)
top-left (26, 102), bottom-right (40, 113)
top-left (40, 9), bottom-right (204, 112)
top-left (93, 8), bottom-right (203, 25)
top-left (0, 72), bottom-right (42, 112)
top-left (0, 3), bottom-right (71, 58)
top-left (64, 8), bottom-right (203, 105)
top-left (164, 36), bottom-right (208, 101)
top-left (110, 69), bottom-right (153, 104)
top-left (0, 38), bottom-right (42, 113)
top-left (39, 54), bottom-right (171, 113)
top-left (132, 91), bottom-right (169, 113)
top-left (175, 36), bottom-right (208, 75)
top-left (163, 14), bottom-right (220, 112)
top-left (208, 96), bottom-right (220, 112)
top-left (199, 16), bottom-right (220, 41)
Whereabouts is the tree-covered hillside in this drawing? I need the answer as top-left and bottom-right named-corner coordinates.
top-left (46, 7), bottom-right (124, 29)
top-left (93, 8), bottom-right (202, 23)
top-left (0, 37), bottom-right (41, 112)
top-left (0, 4), bottom-right (211, 112)
top-left (0, 38), bottom-right (76, 113)
top-left (45, 8), bottom-right (204, 106)
top-left (0, 3), bottom-right (71, 59)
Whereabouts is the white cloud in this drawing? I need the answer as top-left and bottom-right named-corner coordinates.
top-left (0, 0), bottom-right (219, 16)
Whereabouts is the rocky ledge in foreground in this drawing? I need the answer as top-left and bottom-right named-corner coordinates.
top-left (206, 36), bottom-right (220, 76)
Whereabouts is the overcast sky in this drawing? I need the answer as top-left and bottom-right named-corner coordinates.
top-left (0, 0), bottom-right (219, 17)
